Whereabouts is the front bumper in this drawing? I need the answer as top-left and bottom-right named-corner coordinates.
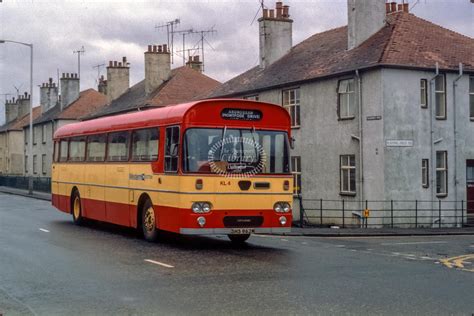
top-left (180, 227), bottom-right (291, 235)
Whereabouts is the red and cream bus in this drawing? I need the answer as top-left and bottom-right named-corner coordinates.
top-left (52, 99), bottom-right (292, 243)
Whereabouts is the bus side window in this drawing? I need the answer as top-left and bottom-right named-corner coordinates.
top-left (165, 126), bottom-right (180, 172)
top-left (86, 134), bottom-right (107, 162)
top-left (53, 141), bottom-right (60, 162)
top-left (131, 128), bottom-right (159, 161)
top-left (59, 140), bottom-right (69, 162)
top-left (107, 131), bottom-right (130, 162)
top-left (69, 137), bottom-right (86, 162)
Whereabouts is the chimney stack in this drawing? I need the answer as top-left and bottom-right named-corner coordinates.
top-left (385, 1), bottom-right (410, 14)
top-left (186, 55), bottom-right (203, 73)
top-left (144, 43), bottom-right (171, 95)
top-left (39, 78), bottom-right (59, 113)
top-left (17, 92), bottom-right (30, 118)
top-left (60, 72), bottom-right (80, 110)
top-left (347, 0), bottom-right (386, 50)
top-left (98, 75), bottom-right (107, 96)
top-left (258, 1), bottom-right (293, 69)
top-left (5, 97), bottom-right (18, 123)
top-left (106, 57), bottom-right (130, 103)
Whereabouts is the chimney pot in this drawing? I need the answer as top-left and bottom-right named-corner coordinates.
top-left (114, 61), bottom-right (118, 67)
top-left (390, 2), bottom-right (397, 12)
top-left (109, 61), bottom-right (113, 67)
top-left (153, 45), bottom-right (157, 52)
top-left (282, 5), bottom-right (289, 18)
top-left (403, 3), bottom-right (409, 12)
top-left (148, 45), bottom-right (152, 52)
top-left (122, 56), bottom-right (127, 63)
top-left (163, 44), bottom-right (168, 52)
top-left (276, 1), bottom-right (283, 18)
top-left (24, 92), bottom-right (28, 97)
top-left (269, 9), bottom-right (274, 18)
top-left (397, 3), bottom-right (403, 11)
top-left (193, 55), bottom-right (199, 62)
top-left (263, 8), bottom-right (268, 18)
top-left (118, 62), bottom-right (122, 67)
top-left (158, 45), bottom-right (162, 52)
top-left (385, 2), bottom-right (391, 13)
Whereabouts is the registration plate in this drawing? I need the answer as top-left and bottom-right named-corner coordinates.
top-left (230, 228), bottom-right (255, 235)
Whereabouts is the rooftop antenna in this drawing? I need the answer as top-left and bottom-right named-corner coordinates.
top-left (171, 28), bottom-right (194, 65)
top-left (92, 63), bottom-right (106, 84)
top-left (155, 18), bottom-right (180, 64)
top-left (251, 0), bottom-right (265, 25)
top-left (73, 46), bottom-right (85, 89)
top-left (190, 27), bottom-right (217, 72)
top-left (13, 84), bottom-right (22, 98)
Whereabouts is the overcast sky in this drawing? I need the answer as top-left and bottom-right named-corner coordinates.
top-left (0, 0), bottom-right (473, 125)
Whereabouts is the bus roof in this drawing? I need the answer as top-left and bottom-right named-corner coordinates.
top-left (53, 99), bottom-right (291, 139)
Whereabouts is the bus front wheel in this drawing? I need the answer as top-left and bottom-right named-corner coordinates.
top-left (228, 234), bottom-right (251, 243)
top-left (71, 191), bottom-right (84, 225)
top-left (141, 199), bottom-right (159, 242)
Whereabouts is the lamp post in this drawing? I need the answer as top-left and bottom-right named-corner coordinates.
top-left (0, 39), bottom-right (34, 195)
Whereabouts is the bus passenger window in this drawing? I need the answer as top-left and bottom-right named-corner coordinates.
top-left (69, 137), bottom-right (86, 162)
top-left (53, 141), bottom-right (60, 162)
top-left (59, 140), bottom-right (68, 162)
top-left (87, 134), bottom-right (107, 162)
top-left (165, 126), bottom-right (180, 172)
top-left (107, 131), bottom-right (130, 162)
top-left (132, 128), bottom-right (159, 161)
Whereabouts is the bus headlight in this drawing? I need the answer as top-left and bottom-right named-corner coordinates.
top-left (192, 202), bottom-right (212, 213)
top-left (274, 202), bottom-right (291, 213)
top-left (279, 216), bottom-right (287, 226)
top-left (197, 216), bottom-right (206, 227)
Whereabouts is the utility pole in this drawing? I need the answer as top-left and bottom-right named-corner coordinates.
top-left (73, 46), bottom-right (85, 88)
top-left (155, 18), bottom-right (180, 64)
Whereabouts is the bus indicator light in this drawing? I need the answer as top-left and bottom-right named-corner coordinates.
top-left (197, 216), bottom-right (206, 227)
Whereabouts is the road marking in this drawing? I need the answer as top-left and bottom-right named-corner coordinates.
top-left (380, 241), bottom-right (447, 246)
top-left (144, 259), bottom-right (174, 268)
top-left (439, 254), bottom-right (474, 272)
top-left (39, 228), bottom-right (50, 233)
top-left (281, 238), bottom-right (289, 242)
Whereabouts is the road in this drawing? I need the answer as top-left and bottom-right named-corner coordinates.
top-left (0, 192), bottom-right (473, 315)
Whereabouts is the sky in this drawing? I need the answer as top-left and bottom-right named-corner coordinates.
top-left (0, 0), bottom-right (473, 125)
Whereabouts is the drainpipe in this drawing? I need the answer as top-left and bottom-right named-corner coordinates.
top-left (429, 63), bottom-right (439, 224)
top-left (355, 70), bottom-right (364, 210)
top-left (453, 63), bottom-right (463, 226)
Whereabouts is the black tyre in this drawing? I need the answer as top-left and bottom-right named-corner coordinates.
top-left (141, 199), bottom-right (159, 242)
top-left (228, 234), bottom-right (251, 243)
top-left (71, 191), bottom-right (84, 225)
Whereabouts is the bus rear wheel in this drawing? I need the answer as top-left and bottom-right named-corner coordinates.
top-left (228, 234), bottom-right (251, 243)
top-left (71, 191), bottom-right (84, 225)
top-left (141, 199), bottom-right (159, 242)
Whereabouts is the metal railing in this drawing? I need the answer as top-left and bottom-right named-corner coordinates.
top-left (0, 175), bottom-right (51, 193)
top-left (298, 198), bottom-right (473, 228)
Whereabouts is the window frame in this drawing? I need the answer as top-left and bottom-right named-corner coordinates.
top-left (25, 155), bottom-right (28, 173)
top-left (282, 88), bottom-right (301, 128)
top-left (131, 128), bottom-right (160, 162)
top-left (33, 154), bottom-right (37, 174)
top-left (420, 79), bottom-right (428, 108)
top-left (42, 154), bottom-right (47, 175)
top-left (291, 156), bottom-right (302, 196)
top-left (68, 136), bottom-right (87, 162)
top-left (338, 78), bottom-right (356, 120)
top-left (59, 139), bottom-right (69, 163)
top-left (435, 74), bottom-right (446, 120)
top-left (42, 124), bottom-right (47, 144)
top-left (164, 125), bottom-right (180, 173)
top-left (422, 158), bottom-right (429, 188)
top-left (436, 151), bottom-right (448, 197)
top-left (340, 154), bottom-right (356, 195)
top-left (53, 141), bottom-right (59, 163)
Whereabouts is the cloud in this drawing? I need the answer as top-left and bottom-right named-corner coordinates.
top-left (0, 0), bottom-right (473, 125)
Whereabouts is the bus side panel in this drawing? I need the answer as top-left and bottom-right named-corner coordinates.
top-left (51, 164), bottom-right (59, 209)
top-left (105, 164), bottom-right (131, 226)
top-left (58, 165), bottom-right (69, 212)
top-left (83, 164), bottom-right (106, 221)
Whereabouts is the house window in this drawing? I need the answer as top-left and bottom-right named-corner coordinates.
top-left (33, 126), bottom-right (37, 145)
top-left (243, 95), bottom-right (259, 101)
top-left (25, 155), bottom-right (28, 173)
top-left (436, 151), bottom-right (448, 196)
top-left (435, 74), bottom-right (446, 119)
top-left (33, 155), bottom-right (37, 174)
top-left (291, 156), bottom-right (301, 195)
top-left (42, 125), bottom-right (46, 144)
top-left (422, 159), bottom-right (429, 188)
top-left (420, 79), bottom-right (428, 108)
top-left (165, 126), bottom-right (180, 172)
top-left (340, 155), bottom-right (356, 195)
top-left (282, 88), bottom-right (300, 128)
top-left (338, 79), bottom-right (356, 119)
top-left (42, 154), bottom-right (47, 174)
top-left (24, 130), bottom-right (28, 145)
top-left (470, 76), bottom-right (474, 120)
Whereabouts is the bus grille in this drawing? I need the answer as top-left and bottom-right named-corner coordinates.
top-left (223, 216), bottom-right (264, 228)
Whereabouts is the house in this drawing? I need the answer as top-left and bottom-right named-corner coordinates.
top-left (208, 1), bottom-right (474, 226)
top-left (23, 75), bottom-right (108, 177)
top-left (0, 93), bottom-right (41, 175)
top-left (85, 44), bottom-right (220, 119)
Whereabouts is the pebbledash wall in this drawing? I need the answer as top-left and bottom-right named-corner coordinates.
top-left (237, 67), bottom-right (473, 227)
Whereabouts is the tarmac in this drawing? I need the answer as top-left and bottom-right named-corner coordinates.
top-left (1, 185), bottom-right (473, 237)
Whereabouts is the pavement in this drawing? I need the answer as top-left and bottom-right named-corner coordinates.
top-left (0, 192), bottom-right (473, 315)
top-left (1, 185), bottom-right (473, 237)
